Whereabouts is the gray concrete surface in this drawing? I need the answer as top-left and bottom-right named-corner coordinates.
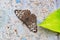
top-left (0, 0), bottom-right (60, 40)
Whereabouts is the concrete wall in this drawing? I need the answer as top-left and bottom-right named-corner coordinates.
top-left (0, 0), bottom-right (60, 40)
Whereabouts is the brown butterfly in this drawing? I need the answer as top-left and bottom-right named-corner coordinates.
top-left (14, 9), bottom-right (37, 33)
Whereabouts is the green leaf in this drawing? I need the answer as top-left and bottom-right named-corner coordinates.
top-left (38, 8), bottom-right (60, 33)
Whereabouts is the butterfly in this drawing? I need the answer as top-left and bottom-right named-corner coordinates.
top-left (14, 9), bottom-right (37, 33)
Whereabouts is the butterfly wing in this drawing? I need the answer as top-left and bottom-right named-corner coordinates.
top-left (14, 10), bottom-right (37, 33)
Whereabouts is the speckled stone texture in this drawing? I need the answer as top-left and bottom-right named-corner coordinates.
top-left (0, 0), bottom-right (60, 40)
